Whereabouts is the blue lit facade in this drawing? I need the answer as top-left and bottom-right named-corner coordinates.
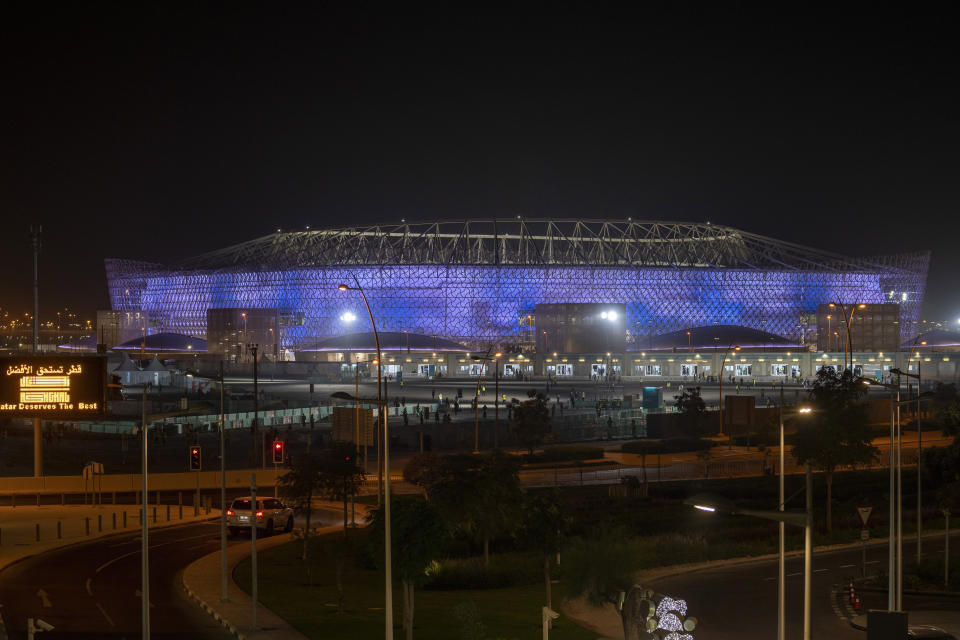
top-left (104, 220), bottom-right (929, 351)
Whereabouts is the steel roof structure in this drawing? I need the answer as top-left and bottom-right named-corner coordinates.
top-left (168, 219), bottom-right (918, 272)
top-left (105, 219), bottom-right (929, 352)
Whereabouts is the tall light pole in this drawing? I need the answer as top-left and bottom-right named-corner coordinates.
top-left (338, 279), bottom-right (392, 640)
top-left (471, 349), bottom-right (502, 452)
top-left (718, 344), bottom-right (740, 437)
top-left (140, 382), bottom-right (151, 640)
top-left (687, 471), bottom-right (813, 640)
top-left (896, 336), bottom-right (926, 564)
top-left (777, 387), bottom-right (812, 640)
top-left (863, 377), bottom-right (900, 609)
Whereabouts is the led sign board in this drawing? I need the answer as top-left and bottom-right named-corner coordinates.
top-left (0, 356), bottom-right (107, 419)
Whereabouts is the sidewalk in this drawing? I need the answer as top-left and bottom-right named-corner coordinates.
top-left (182, 500), bottom-right (370, 640)
top-left (0, 504), bottom-right (220, 572)
top-left (181, 528), bottom-right (318, 640)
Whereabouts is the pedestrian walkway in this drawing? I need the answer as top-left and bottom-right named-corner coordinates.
top-left (182, 529), bottom-right (312, 640)
top-left (0, 504), bottom-right (219, 572)
top-left (182, 499), bottom-right (370, 640)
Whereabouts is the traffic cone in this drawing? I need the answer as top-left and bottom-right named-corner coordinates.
top-left (854, 595), bottom-right (861, 612)
top-left (849, 588), bottom-right (856, 605)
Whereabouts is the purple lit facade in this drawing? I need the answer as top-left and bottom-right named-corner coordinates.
top-left (104, 220), bottom-right (929, 352)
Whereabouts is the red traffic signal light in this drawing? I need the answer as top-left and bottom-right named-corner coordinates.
top-left (189, 446), bottom-right (202, 471)
top-left (272, 440), bottom-right (284, 464)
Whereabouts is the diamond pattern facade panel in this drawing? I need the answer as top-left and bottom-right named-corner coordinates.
top-left (104, 220), bottom-right (929, 350)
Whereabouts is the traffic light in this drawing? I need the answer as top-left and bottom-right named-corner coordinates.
top-left (272, 440), bottom-right (284, 464)
top-left (189, 446), bottom-right (202, 471)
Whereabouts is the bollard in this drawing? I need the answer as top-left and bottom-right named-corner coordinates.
top-left (98, 514), bottom-right (102, 532)
top-left (36, 523), bottom-right (40, 542)
top-left (139, 509), bottom-right (143, 526)
top-left (112, 512), bottom-right (117, 529)
top-left (123, 511), bottom-right (127, 528)
top-left (85, 517), bottom-right (90, 535)
top-left (179, 503), bottom-right (183, 519)
top-left (152, 507), bottom-right (157, 524)
top-left (166, 504), bottom-right (170, 521)
top-left (57, 521), bottom-right (61, 539)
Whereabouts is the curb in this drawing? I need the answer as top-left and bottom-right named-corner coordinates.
top-left (637, 528), bottom-right (960, 584)
top-left (180, 569), bottom-right (247, 640)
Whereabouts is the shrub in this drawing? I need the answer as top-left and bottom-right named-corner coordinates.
top-left (524, 445), bottom-right (605, 463)
top-left (423, 553), bottom-right (542, 590)
top-left (621, 438), bottom-right (712, 454)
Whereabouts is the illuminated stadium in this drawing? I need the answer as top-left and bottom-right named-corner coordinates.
top-left (104, 219), bottom-right (929, 353)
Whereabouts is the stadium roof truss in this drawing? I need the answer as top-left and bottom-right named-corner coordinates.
top-left (105, 220), bottom-right (930, 349)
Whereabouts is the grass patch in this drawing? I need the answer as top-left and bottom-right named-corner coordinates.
top-left (234, 531), bottom-right (596, 640)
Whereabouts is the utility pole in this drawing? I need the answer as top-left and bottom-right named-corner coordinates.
top-left (249, 344), bottom-right (259, 469)
top-left (31, 225), bottom-right (42, 478)
top-left (219, 360), bottom-right (228, 603)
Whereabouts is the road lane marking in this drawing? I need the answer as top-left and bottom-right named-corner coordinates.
top-left (96, 550), bottom-right (138, 573)
top-left (866, 560), bottom-right (879, 564)
top-left (787, 572), bottom-right (802, 577)
top-left (96, 602), bottom-right (115, 627)
top-left (96, 533), bottom-right (216, 573)
top-left (814, 568), bottom-right (828, 573)
top-left (85, 578), bottom-right (93, 596)
top-left (839, 564), bottom-right (855, 568)
top-left (763, 577), bottom-right (775, 581)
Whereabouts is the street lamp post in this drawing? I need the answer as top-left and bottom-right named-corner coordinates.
top-left (776, 388), bottom-right (812, 640)
top-left (687, 467), bottom-right (813, 640)
top-left (718, 345), bottom-right (740, 437)
top-left (896, 337), bottom-right (926, 564)
top-left (470, 349), bottom-right (502, 452)
top-left (188, 364), bottom-right (229, 603)
top-left (338, 279), bottom-right (392, 640)
top-left (863, 377), bottom-right (901, 610)
top-left (140, 382), bottom-right (151, 640)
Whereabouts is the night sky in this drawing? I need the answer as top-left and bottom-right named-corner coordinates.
top-left (2, 5), bottom-right (958, 324)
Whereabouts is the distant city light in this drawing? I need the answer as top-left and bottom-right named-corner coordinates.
top-left (340, 312), bottom-right (357, 323)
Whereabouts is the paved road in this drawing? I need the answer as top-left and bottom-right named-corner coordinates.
top-left (649, 534), bottom-right (960, 640)
top-left (0, 510), bottom-right (341, 639)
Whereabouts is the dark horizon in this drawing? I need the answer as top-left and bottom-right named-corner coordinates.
top-left (2, 5), bottom-right (958, 324)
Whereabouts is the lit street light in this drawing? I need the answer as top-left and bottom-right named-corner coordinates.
top-left (686, 460), bottom-right (813, 640)
top-left (337, 279), bottom-right (393, 640)
top-left (718, 344), bottom-right (741, 438)
top-left (471, 349), bottom-right (503, 451)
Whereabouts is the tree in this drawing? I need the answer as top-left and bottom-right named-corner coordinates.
top-left (415, 451), bottom-right (523, 565)
top-left (564, 525), bottom-right (650, 640)
top-left (674, 386), bottom-right (709, 437)
top-left (792, 368), bottom-right (878, 532)
top-left (368, 497), bottom-right (448, 640)
top-left (512, 389), bottom-right (552, 454)
top-left (517, 490), bottom-right (570, 620)
top-left (932, 382), bottom-right (960, 436)
top-left (277, 452), bottom-right (323, 584)
top-left (316, 441), bottom-right (365, 612)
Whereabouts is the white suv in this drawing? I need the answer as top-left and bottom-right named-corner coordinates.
top-left (226, 497), bottom-right (294, 537)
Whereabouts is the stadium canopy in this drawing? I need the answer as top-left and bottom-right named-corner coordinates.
top-left (167, 219), bottom-right (922, 271)
top-left (301, 331), bottom-right (469, 352)
top-left (634, 325), bottom-right (801, 351)
top-left (114, 332), bottom-right (207, 352)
